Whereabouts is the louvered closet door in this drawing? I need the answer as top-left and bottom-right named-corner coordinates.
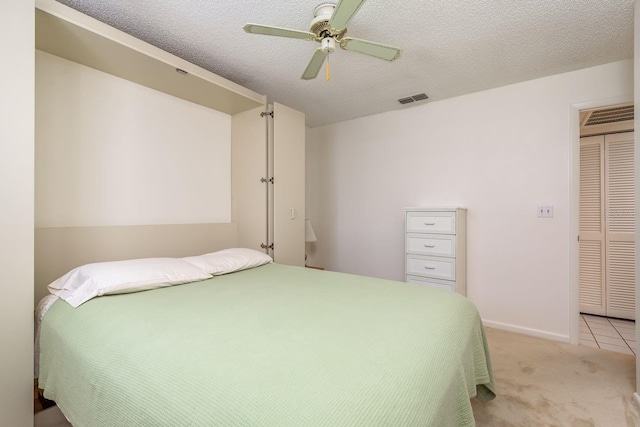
top-left (605, 132), bottom-right (635, 320)
top-left (579, 136), bottom-right (606, 316)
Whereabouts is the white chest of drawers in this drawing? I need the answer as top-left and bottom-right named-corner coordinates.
top-left (405, 207), bottom-right (467, 295)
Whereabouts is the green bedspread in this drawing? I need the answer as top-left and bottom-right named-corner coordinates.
top-left (39, 263), bottom-right (495, 426)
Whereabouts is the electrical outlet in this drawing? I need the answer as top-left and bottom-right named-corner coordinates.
top-left (537, 205), bottom-right (553, 218)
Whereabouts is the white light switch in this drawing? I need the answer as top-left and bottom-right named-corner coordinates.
top-left (537, 205), bottom-right (553, 218)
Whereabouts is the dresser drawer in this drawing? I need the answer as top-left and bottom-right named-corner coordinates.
top-left (406, 254), bottom-right (456, 281)
top-left (406, 233), bottom-right (456, 257)
top-left (406, 211), bottom-right (456, 234)
top-left (406, 275), bottom-right (456, 292)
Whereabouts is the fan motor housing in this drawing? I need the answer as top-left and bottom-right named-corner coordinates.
top-left (310, 3), bottom-right (347, 41)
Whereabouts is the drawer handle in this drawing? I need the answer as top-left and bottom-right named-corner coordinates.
top-left (423, 244), bottom-right (436, 248)
top-left (424, 266), bottom-right (436, 270)
top-left (424, 222), bottom-right (436, 225)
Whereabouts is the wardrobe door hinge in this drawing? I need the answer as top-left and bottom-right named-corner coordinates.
top-left (260, 111), bottom-right (274, 118)
top-left (260, 177), bottom-right (274, 184)
top-left (260, 243), bottom-right (274, 250)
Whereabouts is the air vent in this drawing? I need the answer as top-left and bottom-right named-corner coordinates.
top-left (584, 105), bottom-right (634, 126)
top-left (398, 93), bottom-right (429, 105)
top-left (580, 103), bottom-right (634, 137)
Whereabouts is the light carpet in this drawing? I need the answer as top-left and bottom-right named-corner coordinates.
top-left (473, 327), bottom-right (640, 426)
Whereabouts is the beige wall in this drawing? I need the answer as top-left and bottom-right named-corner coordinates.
top-left (307, 59), bottom-right (633, 343)
top-left (0, 0), bottom-right (34, 425)
top-left (36, 50), bottom-right (233, 227)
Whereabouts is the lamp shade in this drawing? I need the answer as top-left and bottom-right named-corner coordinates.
top-left (305, 219), bottom-right (317, 243)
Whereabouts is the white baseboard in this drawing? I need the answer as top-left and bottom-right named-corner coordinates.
top-left (482, 319), bottom-right (571, 343)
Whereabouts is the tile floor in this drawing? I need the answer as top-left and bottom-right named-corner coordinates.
top-left (580, 314), bottom-right (636, 355)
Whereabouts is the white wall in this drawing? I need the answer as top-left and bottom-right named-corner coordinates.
top-left (0, 0), bottom-right (34, 425)
top-left (36, 50), bottom-right (232, 227)
top-left (307, 60), bottom-right (633, 341)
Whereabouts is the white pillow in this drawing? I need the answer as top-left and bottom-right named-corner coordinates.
top-left (182, 248), bottom-right (272, 275)
top-left (48, 258), bottom-right (213, 308)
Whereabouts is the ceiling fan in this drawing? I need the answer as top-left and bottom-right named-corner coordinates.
top-left (243, 0), bottom-right (402, 80)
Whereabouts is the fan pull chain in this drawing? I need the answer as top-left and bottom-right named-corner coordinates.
top-left (326, 55), bottom-right (331, 81)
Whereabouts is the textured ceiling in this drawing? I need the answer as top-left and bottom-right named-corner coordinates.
top-left (54, 0), bottom-right (634, 127)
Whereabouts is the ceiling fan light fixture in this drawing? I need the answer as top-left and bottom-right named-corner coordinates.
top-left (321, 37), bottom-right (336, 54)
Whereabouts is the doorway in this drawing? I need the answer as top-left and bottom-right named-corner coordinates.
top-left (577, 102), bottom-right (635, 354)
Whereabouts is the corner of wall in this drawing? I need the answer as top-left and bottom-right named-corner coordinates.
top-left (0, 1), bottom-right (35, 425)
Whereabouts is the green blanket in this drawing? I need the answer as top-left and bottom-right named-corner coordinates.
top-left (39, 263), bottom-right (495, 426)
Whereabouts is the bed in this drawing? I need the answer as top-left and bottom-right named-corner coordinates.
top-left (37, 250), bottom-right (495, 426)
